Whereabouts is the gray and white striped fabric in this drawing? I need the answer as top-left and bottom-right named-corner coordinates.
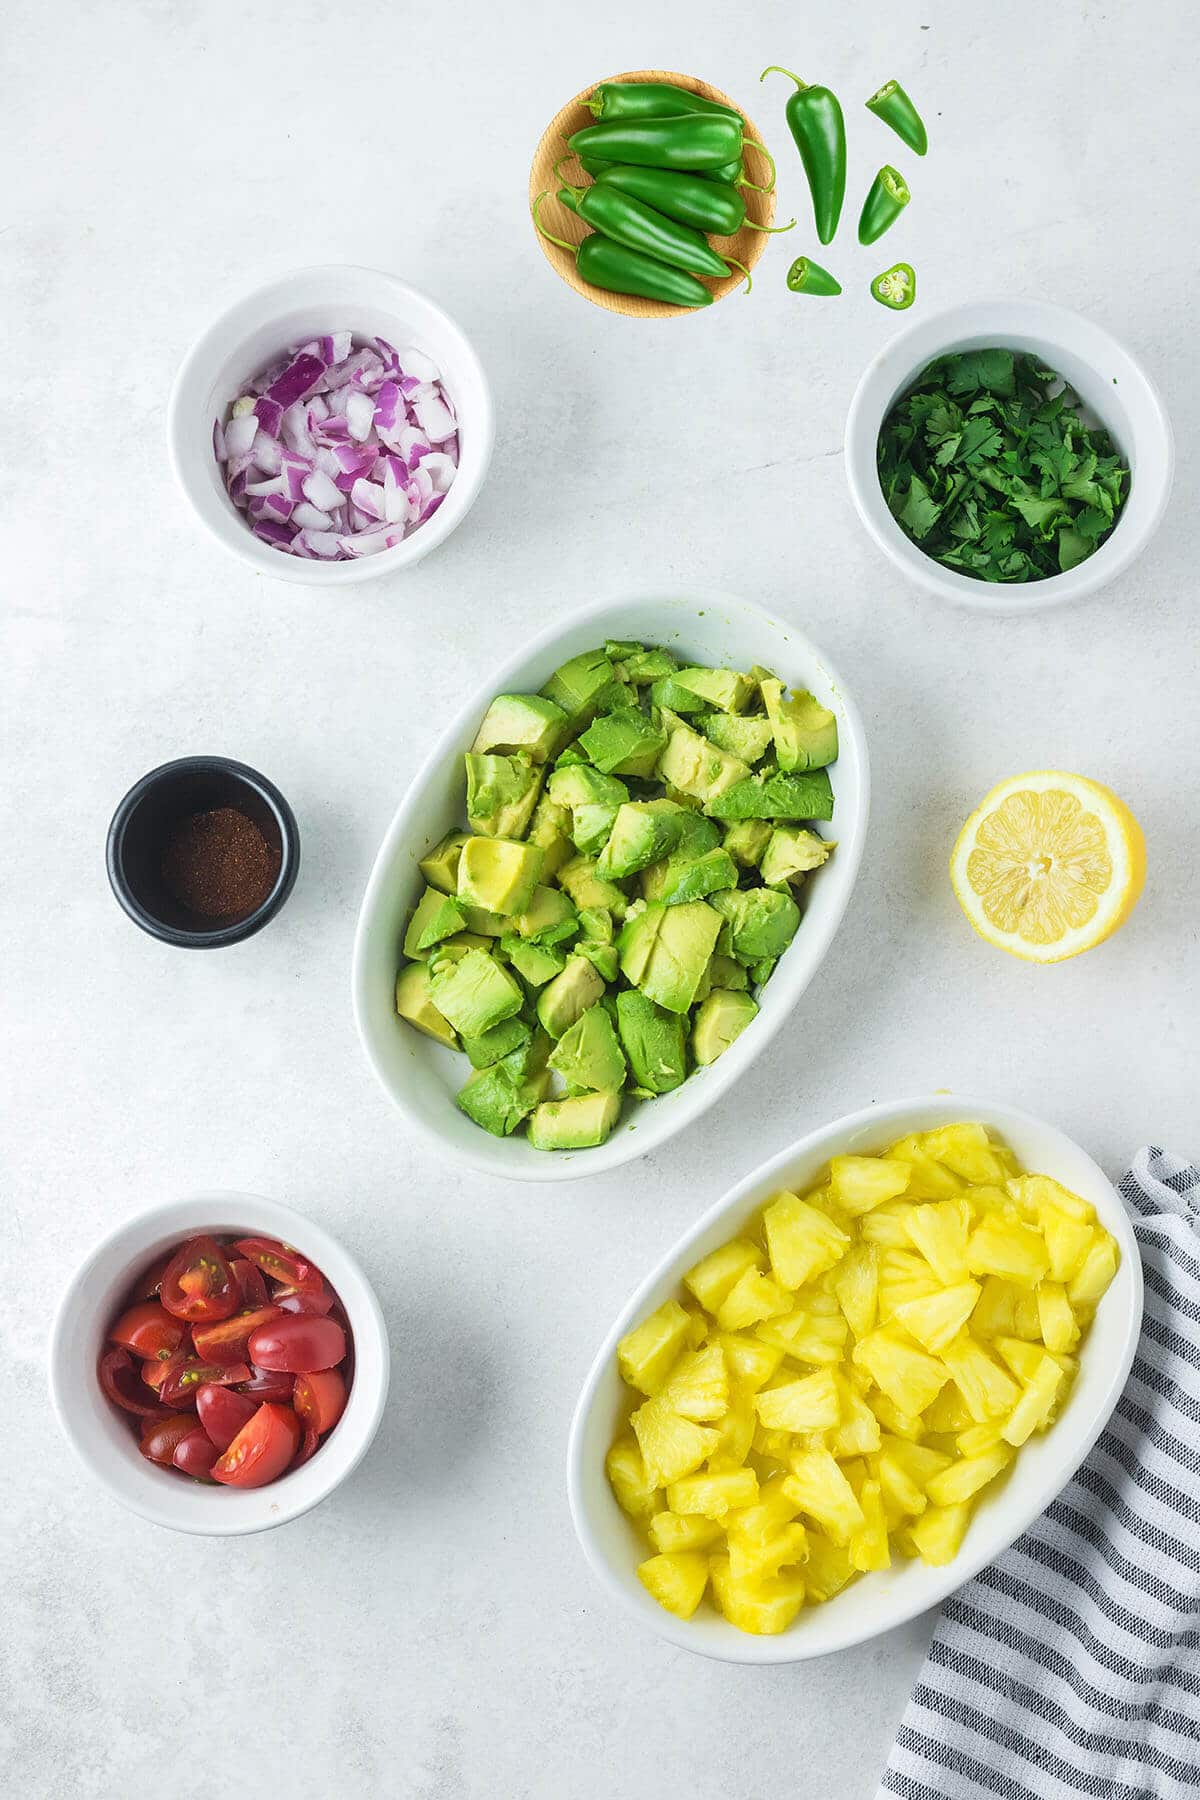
top-left (879, 1146), bottom-right (1200, 1800)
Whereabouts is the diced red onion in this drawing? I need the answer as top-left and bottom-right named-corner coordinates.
top-left (301, 469), bottom-right (343, 513)
top-left (293, 501), bottom-right (334, 530)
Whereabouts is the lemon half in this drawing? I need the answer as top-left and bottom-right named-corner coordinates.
top-left (950, 771), bottom-right (1145, 963)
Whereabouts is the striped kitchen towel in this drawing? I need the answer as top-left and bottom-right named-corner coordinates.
top-left (879, 1145), bottom-right (1200, 1800)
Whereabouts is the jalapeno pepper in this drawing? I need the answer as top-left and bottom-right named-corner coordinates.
top-left (760, 66), bottom-right (846, 244)
top-left (583, 80), bottom-right (743, 126)
top-left (865, 79), bottom-right (928, 156)
top-left (786, 255), bottom-right (841, 296)
top-left (584, 150), bottom-right (776, 195)
top-left (563, 160), bottom-right (794, 238)
top-left (857, 165), bottom-right (910, 245)
top-left (555, 181), bottom-right (736, 280)
top-left (567, 113), bottom-right (746, 174)
top-left (870, 262), bottom-right (916, 310)
top-left (532, 193), bottom-right (714, 308)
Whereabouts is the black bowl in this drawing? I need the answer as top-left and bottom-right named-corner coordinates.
top-left (107, 757), bottom-right (300, 948)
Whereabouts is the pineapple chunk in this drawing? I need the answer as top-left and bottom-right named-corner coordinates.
top-left (1036, 1283), bottom-right (1079, 1354)
top-left (668, 1467), bottom-right (758, 1519)
top-left (904, 1199), bottom-right (971, 1284)
top-left (710, 1556), bottom-right (806, 1634)
top-left (754, 1368), bottom-right (840, 1432)
top-left (832, 1244), bottom-right (878, 1338)
top-left (894, 1280), bottom-right (982, 1353)
top-left (648, 1510), bottom-right (724, 1554)
top-left (783, 1450), bottom-right (866, 1545)
top-left (1068, 1232), bottom-right (1119, 1311)
top-left (661, 1344), bottom-right (730, 1421)
top-left (966, 1214), bottom-right (1050, 1288)
top-left (715, 1332), bottom-right (783, 1390)
top-left (803, 1533), bottom-right (856, 1602)
top-left (919, 1123), bottom-right (1008, 1185)
top-left (763, 1190), bottom-right (850, 1288)
top-left (858, 1202), bottom-right (918, 1248)
top-left (993, 1335), bottom-right (1075, 1385)
top-left (706, 1394), bottom-right (756, 1469)
top-left (684, 1239), bottom-right (761, 1314)
top-left (632, 1395), bottom-right (719, 1486)
top-left (926, 1443), bottom-right (1012, 1506)
top-left (606, 1435), bottom-right (660, 1519)
top-left (728, 1521), bottom-right (810, 1583)
top-left (876, 1448), bottom-right (927, 1518)
top-left (726, 1482), bottom-right (801, 1545)
top-left (922, 1384), bottom-right (972, 1434)
top-left (907, 1501), bottom-right (972, 1566)
top-left (956, 1422), bottom-right (1005, 1458)
top-left (681, 1302), bottom-right (710, 1348)
top-left (881, 1434), bottom-right (954, 1490)
top-left (755, 1306), bottom-right (848, 1364)
top-left (853, 1328), bottom-right (949, 1415)
top-left (717, 1267), bottom-right (792, 1332)
top-left (876, 1249), bottom-right (942, 1319)
top-left (618, 1299), bottom-right (693, 1395)
top-left (971, 1275), bottom-right (1020, 1339)
top-left (866, 1388), bottom-right (927, 1441)
top-left (940, 1334), bottom-right (1020, 1422)
top-left (1002, 1355), bottom-right (1065, 1446)
top-left (1010, 1172), bottom-right (1094, 1223)
top-left (849, 1478), bottom-right (891, 1571)
top-left (1039, 1205), bottom-right (1095, 1283)
top-left (637, 1551), bottom-right (709, 1619)
top-left (887, 1134), bottom-right (965, 1198)
top-left (830, 1155), bottom-right (911, 1214)
top-left (828, 1375), bottom-right (882, 1457)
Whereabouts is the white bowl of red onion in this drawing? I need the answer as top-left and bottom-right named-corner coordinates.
top-left (167, 266), bottom-right (494, 585)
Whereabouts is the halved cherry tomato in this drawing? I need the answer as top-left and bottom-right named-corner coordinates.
top-left (173, 1426), bottom-right (219, 1480)
top-left (292, 1425), bottom-right (321, 1468)
top-left (159, 1236), bottom-right (239, 1323)
top-left (134, 1251), bottom-right (174, 1301)
top-left (99, 1347), bottom-right (170, 1419)
top-left (211, 1402), bottom-right (301, 1488)
top-left (139, 1413), bottom-right (196, 1466)
top-left (237, 1364), bottom-right (296, 1402)
top-left (109, 1301), bottom-right (187, 1361)
top-left (271, 1281), bottom-right (334, 1316)
top-left (248, 1314), bottom-right (346, 1374)
top-left (293, 1367), bottom-right (347, 1435)
top-left (191, 1305), bottom-right (282, 1365)
top-left (196, 1383), bottom-right (259, 1452)
top-left (160, 1357), bottom-right (251, 1409)
top-left (234, 1237), bottom-right (324, 1292)
top-left (231, 1257), bottom-right (269, 1310)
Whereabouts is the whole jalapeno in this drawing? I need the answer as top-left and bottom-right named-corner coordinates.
top-left (555, 182), bottom-right (741, 282)
top-left (583, 80), bottom-right (743, 126)
top-left (760, 65), bottom-right (846, 244)
top-left (532, 193), bottom-right (714, 308)
top-left (567, 114), bottom-right (745, 174)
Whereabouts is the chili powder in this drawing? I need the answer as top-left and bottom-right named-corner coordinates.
top-left (161, 806), bottom-right (280, 920)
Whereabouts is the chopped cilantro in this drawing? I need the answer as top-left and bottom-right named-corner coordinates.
top-left (877, 350), bottom-right (1129, 582)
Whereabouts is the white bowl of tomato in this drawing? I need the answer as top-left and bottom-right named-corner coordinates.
top-left (48, 1193), bottom-right (389, 1534)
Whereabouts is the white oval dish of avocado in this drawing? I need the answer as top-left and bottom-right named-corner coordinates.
top-left (353, 594), bottom-right (869, 1181)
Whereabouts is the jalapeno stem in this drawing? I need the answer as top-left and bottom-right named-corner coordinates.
top-left (532, 191), bottom-right (575, 254)
top-left (726, 257), bottom-right (752, 294)
top-left (760, 65), bottom-right (809, 90)
top-left (745, 215), bottom-right (797, 234)
top-left (740, 139), bottom-right (777, 192)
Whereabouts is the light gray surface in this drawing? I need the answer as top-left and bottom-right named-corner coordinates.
top-left (2, 1), bottom-right (1196, 1795)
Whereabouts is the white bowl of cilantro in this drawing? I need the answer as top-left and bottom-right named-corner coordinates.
top-left (844, 300), bottom-right (1173, 611)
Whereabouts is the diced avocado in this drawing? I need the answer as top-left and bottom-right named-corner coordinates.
top-left (617, 901), bottom-right (666, 985)
top-left (657, 717), bottom-right (751, 804)
top-left (528, 1089), bottom-right (622, 1151)
top-left (418, 831), bottom-right (470, 895)
top-left (638, 901), bottom-right (723, 1014)
top-left (554, 743), bottom-right (589, 768)
top-left (403, 887), bottom-right (467, 960)
top-left (750, 955), bottom-right (777, 986)
top-left (461, 1015), bottom-right (532, 1069)
top-left (760, 680), bottom-right (839, 772)
top-left (456, 838), bottom-right (544, 916)
top-left (427, 931), bottom-right (492, 964)
top-left (710, 888), bottom-right (801, 962)
top-left (456, 904), bottom-right (509, 938)
top-left (578, 707), bottom-right (667, 778)
top-left (693, 990), bottom-right (759, 1065)
top-left (577, 941), bottom-right (619, 982)
top-left (674, 811), bottom-right (722, 857)
top-left (620, 647), bottom-right (678, 686)
top-left (703, 714), bottom-right (775, 764)
top-left (456, 1062), bottom-right (539, 1137)
top-left (707, 768), bottom-right (835, 821)
top-left (512, 884), bottom-right (578, 943)
top-left (557, 855), bottom-right (629, 920)
top-left (541, 648), bottom-right (623, 731)
top-left (547, 765), bottom-right (629, 854)
top-left (472, 693), bottom-right (568, 763)
top-left (650, 675), bottom-right (711, 715)
top-left (605, 638), bottom-right (643, 659)
top-left (670, 667), bottom-right (756, 713)
top-left (656, 847), bottom-right (739, 905)
top-left (503, 938), bottom-right (568, 987)
top-left (708, 952), bottom-right (748, 990)
top-left (536, 955), bottom-right (606, 1038)
top-left (596, 799), bottom-right (687, 879)
top-left (616, 991), bottom-right (687, 1094)
top-left (723, 819), bottom-right (773, 867)
top-left (465, 753), bottom-right (543, 838)
top-left (760, 827), bottom-right (833, 888)
top-left (549, 1003), bottom-right (627, 1092)
top-left (527, 793), bottom-right (573, 881)
top-left (429, 949), bottom-right (523, 1038)
top-left (395, 963), bottom-right (458, 1048)
top-left (578, 906), bottom-right (612, 943)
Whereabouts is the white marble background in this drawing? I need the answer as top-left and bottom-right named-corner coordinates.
top-left (3, 0), bottom-right (1197, 1793)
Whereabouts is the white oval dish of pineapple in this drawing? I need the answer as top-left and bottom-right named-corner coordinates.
top-left (353, 594), bottom-right (868, 1181)
top-left (568, 1097), bottom-right (1141, 1661)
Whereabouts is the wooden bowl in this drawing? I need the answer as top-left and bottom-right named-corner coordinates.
top-left (528, 69), bottom-right (778, 319)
